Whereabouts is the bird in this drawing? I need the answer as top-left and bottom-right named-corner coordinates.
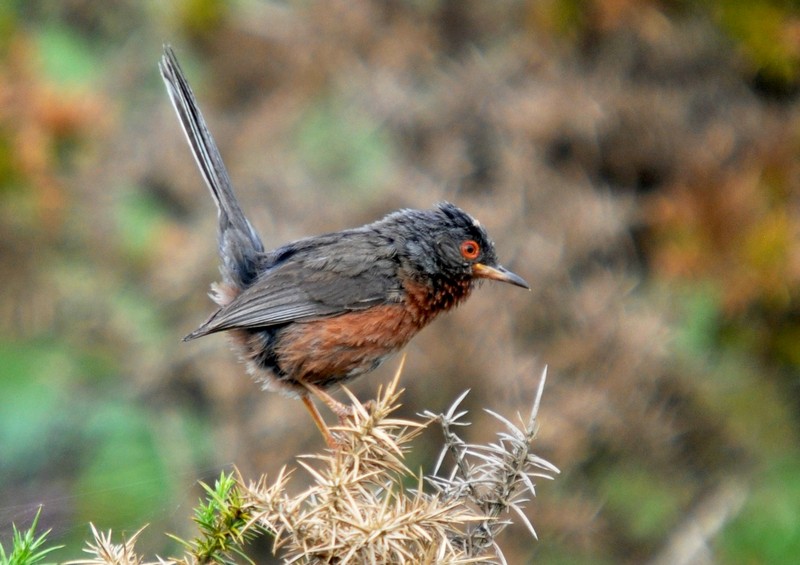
top-left (159, 46), bottom-right (529, 447)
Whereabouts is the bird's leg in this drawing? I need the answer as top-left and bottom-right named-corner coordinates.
top-left (303, 381), bottom-right (351, 419)
top-left (301, 382), bottom-right (380, 447)
top-left (301, 394), bottom-right (339, 449)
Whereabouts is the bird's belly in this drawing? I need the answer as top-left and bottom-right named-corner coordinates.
top-left (234, 304), bottom-right (426, 396)
top-left (275, 304), bottom-right (422, 389)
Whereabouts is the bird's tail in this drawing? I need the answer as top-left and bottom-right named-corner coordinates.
top-left (159, 45), bottom-right (264, 289)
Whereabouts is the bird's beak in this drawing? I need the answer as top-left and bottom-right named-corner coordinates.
top-left (472, 263), bottom-right (530, 290)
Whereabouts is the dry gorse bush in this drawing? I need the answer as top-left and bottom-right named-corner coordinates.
top-left (71, 362), bottom-right (557, 564)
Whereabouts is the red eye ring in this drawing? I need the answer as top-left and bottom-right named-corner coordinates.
top-left (460, 240), bottom-right (480, 260)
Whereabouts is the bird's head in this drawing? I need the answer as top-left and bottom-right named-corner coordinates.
top-left (384, 202), bottom-right (529, 290)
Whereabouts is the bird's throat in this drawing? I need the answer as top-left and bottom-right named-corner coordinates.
top-left (401, 276), bottom-right (474, 325)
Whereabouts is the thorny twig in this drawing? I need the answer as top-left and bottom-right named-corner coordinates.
top-left (71, 365), bottom-right (556, 564)
top-left (421, 367), bottom-right (559, 561)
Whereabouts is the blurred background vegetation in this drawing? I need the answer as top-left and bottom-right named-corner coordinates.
top-left (1, 0), bottom-right (800, 562)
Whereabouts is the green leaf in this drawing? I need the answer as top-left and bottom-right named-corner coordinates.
top-left (113, 186), bottom-right (170, 261)
top-left (720, 455), bottom-right (800, 564)
top-left (34, 24), bottom-right (101, 88)
top-left (597, 464), bottom-right (684, 542)
top-left (295, 97), bottom-right (394, 198)
top-left (0, 507), bottom-right (63, 565)
top-left (75, 403), bottom-right (172, 530)
top-left (0, 341), bottom-right (74, 473)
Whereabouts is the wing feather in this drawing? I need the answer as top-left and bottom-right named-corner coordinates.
top-left (185, 232), bottom-right (401, 339)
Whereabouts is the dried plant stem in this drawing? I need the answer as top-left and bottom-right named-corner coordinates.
top-left (71, 364), bottom-right (555, 564)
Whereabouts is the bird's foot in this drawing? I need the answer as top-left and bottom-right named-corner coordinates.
top-left (301, 394), bottom-right (340, 449)
top-left (301, 382), bottom-right (380, 447)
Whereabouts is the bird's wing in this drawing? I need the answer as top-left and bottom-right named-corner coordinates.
top-left (185, 234), bottom-right (401, 339)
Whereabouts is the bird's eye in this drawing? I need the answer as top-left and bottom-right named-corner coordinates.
top-left (460, 240), bottom-right (480, 260)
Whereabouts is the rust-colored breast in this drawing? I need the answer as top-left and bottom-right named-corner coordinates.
top-left (275, 303), bottom-right (424, 388)
top-left (276, 275), bottom-right (474, 386)
top-left (227, 273), bottom-right (475, 394)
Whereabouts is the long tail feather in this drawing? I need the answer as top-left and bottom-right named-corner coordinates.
top-left (159, 45), bottom-right (264, 288)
